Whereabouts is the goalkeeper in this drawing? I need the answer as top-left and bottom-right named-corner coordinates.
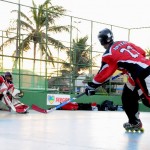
top-left (0, 72), bottom-right (29, 113)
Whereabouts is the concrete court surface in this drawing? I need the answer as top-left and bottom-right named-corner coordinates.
top-left (0, 110), bottom-right (150, 150)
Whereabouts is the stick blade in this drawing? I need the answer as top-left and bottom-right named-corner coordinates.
top-left (31, 104), bottom-right (47, 113)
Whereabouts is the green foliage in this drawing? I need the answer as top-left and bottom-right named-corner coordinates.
top-left (145, 48), bottom-right (150, 59)
top-left (0, 0), bottom-right (70, 68)
top-left (62, 36), bottom-right (93, 77)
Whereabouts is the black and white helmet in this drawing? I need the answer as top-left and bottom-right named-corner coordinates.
top-left (4, 72), bottom-right (12, 77)
top-left (98, 28), bottom-right (114, 45)
top-left (4, 71), bottom-right (13, 83)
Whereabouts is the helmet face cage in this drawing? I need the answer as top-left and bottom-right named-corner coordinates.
top-left (5, 72), bottom-right (12, 77)
top-left (98, 28), bottom-right (114, 45)
top-left (4, 72), bottom-right (12, 82)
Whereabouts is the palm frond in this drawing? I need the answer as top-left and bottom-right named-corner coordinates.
top-left (11, 10), bottom-right (33, 25)
top-left (19, 20), bottom-right (34, 31)
top-left (48, 25), bottom-right (70, 32)
top-left (39, 40), bottom-right (54, 65)
top-left (42, 0), bottom-right (52, 8)
top-left (41, 32), bottom-right (67, 50)
top-left (19, 35), bottom-right (32, 51)
top-left (1, 0), bottom-right (70, 70)
top-left (0, 36), bottom-right (17, 51)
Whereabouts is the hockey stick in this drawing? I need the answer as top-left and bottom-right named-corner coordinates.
top-left (32, 72), bottom-right (123, 113)
top-left (32, 92), bottom-right (85, 113)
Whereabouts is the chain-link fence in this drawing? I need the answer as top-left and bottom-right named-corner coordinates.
top-left (0, 0), bottom-right (150, 95)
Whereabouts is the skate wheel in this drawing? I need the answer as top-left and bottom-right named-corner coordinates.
top-left (140, 128), bottom-right (144, 132)
top-left (132, 130), bottom-right (136, 133)
top-left (134, 128), bottom-right (144, 133)
top-left (125, 128), bottom-right (144, 133)
top-left (126, 129), bottom-right (131, 132)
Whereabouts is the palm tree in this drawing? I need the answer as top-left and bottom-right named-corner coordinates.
top-left (48, 35), bottom-right (95, 93)
top-left (145, 48), bottom-right (150, 59)
top-left (62, 36), bottom-right (95, 92)
top-left (68, 36), bottom-right (93, 77)
top-left (0, 0), bottom-right (69, 69)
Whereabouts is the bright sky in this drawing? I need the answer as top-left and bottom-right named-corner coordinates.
top-left (7, 0), bottom-right (150, 47)
top-left (0, 0), bottom-right (150, 49)
top-left (0, 0), bottom-right (150, 72)
top-left (20, 0), bottom-right (150, 48)
top-left (3, 0), bottom-right (150, 28)
top-left (19, 0), bottom-right (150, 28)
top-left (56, 0), bottom-right (150, 28)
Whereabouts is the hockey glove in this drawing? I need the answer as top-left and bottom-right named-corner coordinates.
top-left (2, 90), bottom-right (9, 96)
top-left (85, 82), bottom-right (101, 96)
top-left (18, 90), bottom-right (24, 98)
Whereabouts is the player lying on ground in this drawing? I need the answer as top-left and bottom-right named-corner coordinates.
top-left (0, 72), bottom-right (29, 113)
top-left (85, 28), bottom-right (150, 132)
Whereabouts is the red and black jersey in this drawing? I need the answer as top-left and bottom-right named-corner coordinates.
top-left (93, 41), bottom-right (150, 84)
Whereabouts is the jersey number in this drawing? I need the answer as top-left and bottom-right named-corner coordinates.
top-left (120, 46), bottom-right (139, 58)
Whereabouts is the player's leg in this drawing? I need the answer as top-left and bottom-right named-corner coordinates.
top-left (8, 86), bottom-right (29, 113)
top-left (121, 84), bottom-right (142, 130)
top-left (1, 90), bottom-right (29, 113)
top-left (12, 98), bottom-right (29, 113)
top-left (0, 94), bottom-right (11, 111)
top-left (136, 66), bottom-right (150, 108)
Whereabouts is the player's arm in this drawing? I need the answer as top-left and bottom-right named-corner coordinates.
top-left (85, 61), bottom-right (116, 96)
top-left (93, 61), bottom-right (116, 84)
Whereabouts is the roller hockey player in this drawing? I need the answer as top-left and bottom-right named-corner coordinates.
top-left (0, 72), bottom-right (29, 113)
top-left (85, 28), bottom-right (150, 132)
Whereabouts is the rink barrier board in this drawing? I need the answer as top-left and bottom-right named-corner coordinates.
top-left (20, 90), bottom-right (150, 112)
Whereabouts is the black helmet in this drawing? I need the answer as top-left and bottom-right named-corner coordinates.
top-left (98, 28), bottom-right (114, 45)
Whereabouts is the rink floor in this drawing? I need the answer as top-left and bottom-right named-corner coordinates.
top-left (0, 110), bottom-right (150, 150)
